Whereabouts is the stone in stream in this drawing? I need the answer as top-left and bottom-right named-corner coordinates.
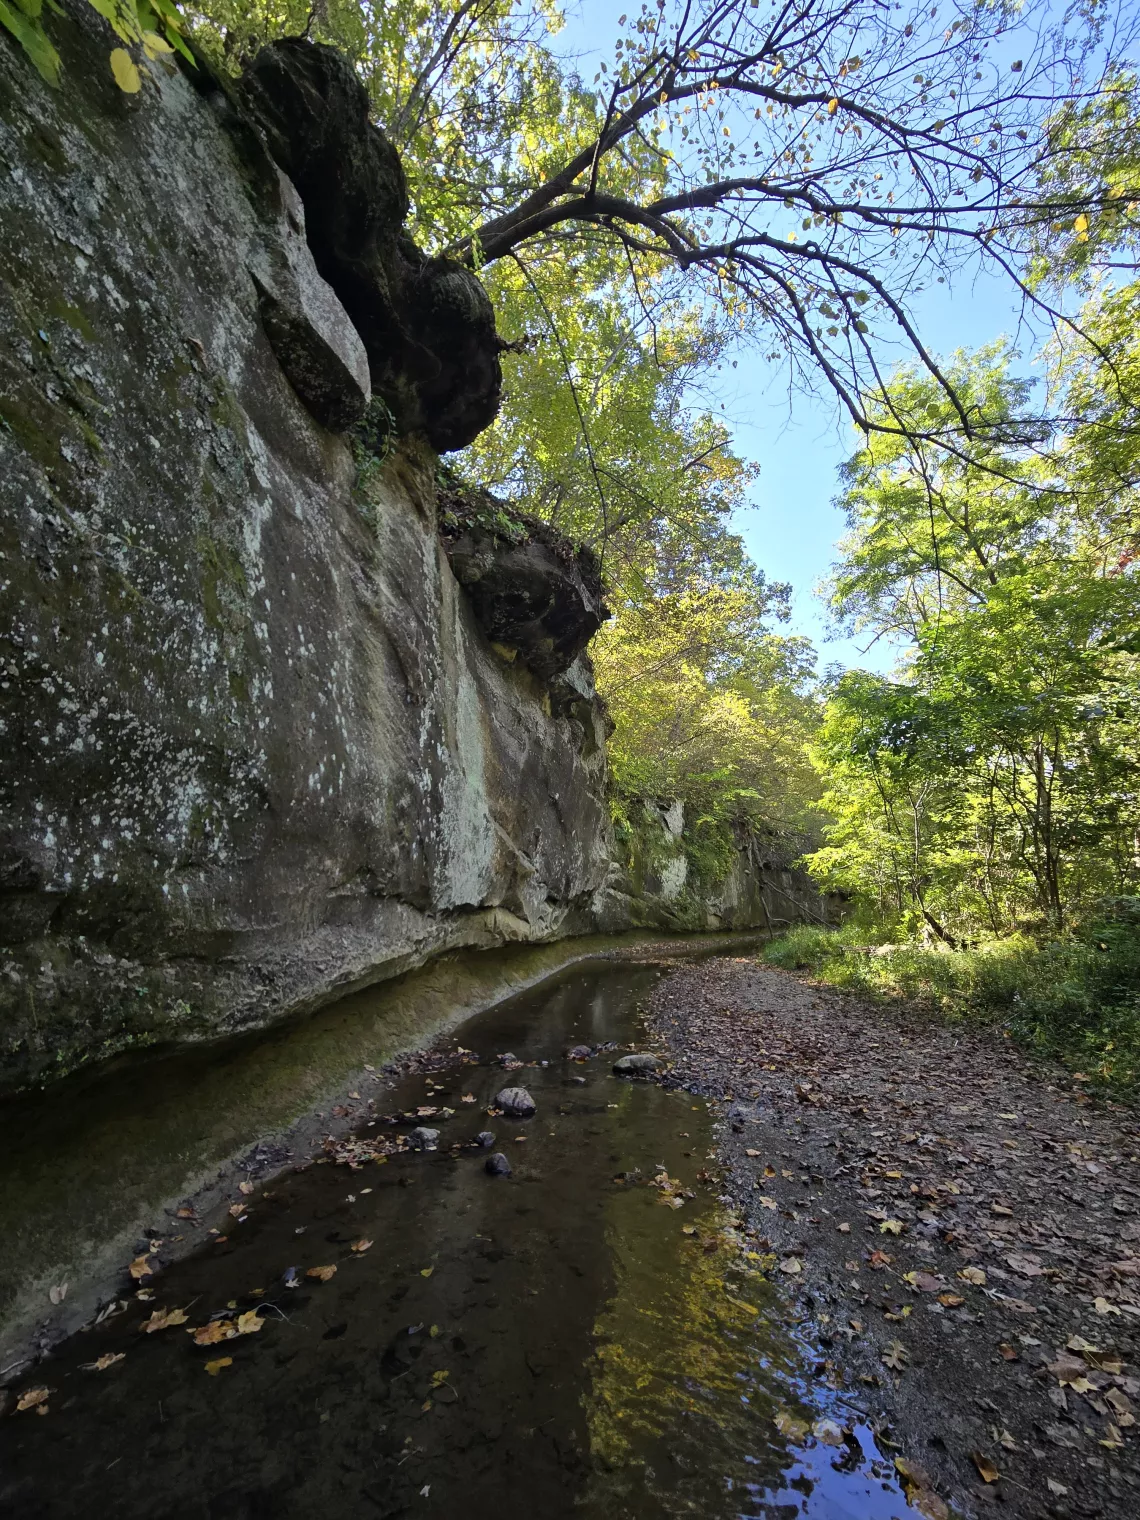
top-left (613, 1053), bottom-right (662, 1078)
top-left (495, 1086), bottom-right (536, 1117)
top-left (485, 1152), bottom-right (512, 1177)
top-left (566, 1044), bottom-right (592, 1061)
top-left (473, 1131), bottom-right (496, 1148)
top-left (407, 1127), bottom-right (440, 1151)
top-left (498, 1052), bottom-right (520, 1067)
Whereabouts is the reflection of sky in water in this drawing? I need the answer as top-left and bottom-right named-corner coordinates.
top-left (2, 959), bottom-right (925, 1518)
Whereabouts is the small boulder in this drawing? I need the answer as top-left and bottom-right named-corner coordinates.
top-left (498, 1052), bottom-right (520, 1067)
top-left (495, 1086), bottom-right (536, 1117)
top-left (485, 1152), bottom-right (512, 1177)
top-left (407, 1127), bottom-right (440, 1151)
top-left (613, 1053), bottom-right (662, 1078)
top-left (473, 1131), bottom-right (496, 1149)
top-left (566, 1044), bottom-right (592, 1061)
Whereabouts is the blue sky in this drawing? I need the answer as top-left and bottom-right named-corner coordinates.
top-left (549, 1), bottom-right (1054, 675)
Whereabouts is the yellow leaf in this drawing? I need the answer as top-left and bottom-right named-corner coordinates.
top-left (191, 1320), bottom-right (236, 1345)
top-left (420, 1267), bottom-right (434, 1278)
top-left (958, 1266), bottom-right (986, 1285)
top-left (430, 1369), bottom-right (450, 1387)
top-left (971, 1451), bottom-right (1000, 1484)
top-left (236, 1311), bottom-right (264, 1335)
top-left (205, 1357), bottom-right (233, 1375)
top-left (141, 30), bottom-right (174, 59)
top-left (128, 1253), bottom-right (153, 1279)
top-left (15, 1387), bottom-right (50, 1413)
top-left (758, 1195), bottom-right (778, 1210)
top-left (109, 48), bottom-right (141, 94)
top-left (142, 1306), bottom-right (188, 1333)
top-left (827, 98), bottom-right (839, 115)
top-left (1074, 213), bottom-right (1089, 234)
top-left (84, 1353), bottom-right (125, 1371)
top-left (880, 1219), bottom-right (904, 1235)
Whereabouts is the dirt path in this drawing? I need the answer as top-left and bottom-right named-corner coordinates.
top-left (646, 955), bottom-right (1140, 1520)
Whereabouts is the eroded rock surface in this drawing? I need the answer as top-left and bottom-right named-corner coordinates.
top-left (0, 9), bottom-right (608, 1093)
top-left (439, 486), bottom-right (610, 679)
top-left (239, 38), bottom-right (502, 451)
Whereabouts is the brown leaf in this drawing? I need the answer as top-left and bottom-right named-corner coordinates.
top-left (971, 1451), bottom-right (1000, 1484)
top-left (882, 1340), bottom-right (909, 1371)
top-left (190, 1319), bottom-right (237, 1346)
top-left (141, 1306), bottom-right (188, 1333)
top-left (938, 1292), bottom-right (965, 1307)
top-left (128, 1254), bottom-right (153, 1280)
top-left (757, 1195), bottom-right (778, 1210)
top-left (958, 1266), bottom-right (987, 1285)
top-left (83, 1353), bottom-right (126, 1371)
top-left (238, 1181), bottom-right (254, 1196)
top-left (868, 1249), bottom-right (892, 1269)
top-left (307, 1265), bottom-right (337, 1282)
top-left (350, 1238), bottom-right (374, 1253)
top-left (15, 1387), bottom-right (50, 1413)
top-left (999, 1343), bottom-right (1019, 1361)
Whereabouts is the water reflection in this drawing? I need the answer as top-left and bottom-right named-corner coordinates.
top-left (0, 959), bottom-right (923, 1518)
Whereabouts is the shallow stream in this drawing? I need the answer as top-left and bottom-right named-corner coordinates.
top-left (0, 957), bottom-right (922, 1517)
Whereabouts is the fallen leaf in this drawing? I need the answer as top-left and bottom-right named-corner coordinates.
top-left (1095, 1297), bottom-right (1122, 1316)
top-left (350, 1238), bottom-right (374, 1254)
top-left (128, 1254), bottom-right (153, 1280)
top-left (882, 1340), bottom-right (909, 1371)
top-left (868, 1249), bottom-right (892, 1269)
top-left (812, 1417), bottom-right (845, 1445)
top-left (236, 1311), bottom-right (264, 1335)
top-left (757, 1195), bottom-right (778, 1210)
top-left (430, 1369), bottom-right (450, 1387)
top-left (307, 1265), bottom-right (337, 1282)
top-left (83, 1353), bottom-right (125, 1371)
top-left (971, 1452), bottom-right (1000, 1483)
top-left (774, 1408), bottom-right (810, 1441)
top-left (745, 1148), bottom-right (761, 1157)
top-left (938, 1292), bottom-right (965, 1307)
top-left (1005, 1254), bottom-right (1043, 1278)
top-left (204, 1357), bottom-right (233, 1376)
top-left (1100, 1423), bottom-right (1125, 1449)
top-left (176, 1208), bottom-right (195, 1220)
top-left (48, 1283), bottom-right (68, 1305)
top-left (239, 1182), bottom-right (254, 1196)
top-left (879, 1219), bottom-right (904, 1235)
top-left (1047, 1478), bottom-right (1068, 1496)
top-left (142, 1307), bottom-right (188, 1333)
top-left (681, 1224), bottom-right (698, 1236)
top-left (958, 1266), bottom-right (987, 1285)
top-left (228, 1203), bottom-right (246, 1218)
top-left (999, 1343), bottom-right (1019, 1361)
top-left (420, 1267), bottom-right (434, 1278)
top-left (778, 1256), bottom-right (802, 1275)
top-left (15, 1387), bottom-right (50, 1413)
top-left (191, 1319), bottom-right (236, 1346)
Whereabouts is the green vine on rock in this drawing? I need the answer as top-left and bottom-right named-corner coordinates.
top-left (0, 0), bottom-right (192, 93)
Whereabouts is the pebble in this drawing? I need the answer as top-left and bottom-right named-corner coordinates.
top-left (407, 1127), bottom-right (440, 1151)
top-left (495, 1086), bottom-right (536, 1117)
top-left (566, 1044), bottom-right (592, 1061)
top-left (484, 1152), bottom-right (512, 1177)
top-left (473, 1131), bottom-right (496, 1148)
top-left (613, 1053), bottom-right (661, 1077)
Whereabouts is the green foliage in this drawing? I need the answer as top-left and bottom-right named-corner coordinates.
top-left (763, 906), bottom-right (1140, 1099)
top-left (1, 0), bottom-right (192, 89)
top-left (810, 342), bottom-right (1140, 938)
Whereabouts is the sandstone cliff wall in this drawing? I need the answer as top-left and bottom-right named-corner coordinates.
top-left (594, 800), bottom-right (844, 935)
top-left (0, 15), bottom-right (611, 1093)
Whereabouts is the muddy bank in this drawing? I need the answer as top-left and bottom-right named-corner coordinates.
top-left (0, 932), bottom-right (765, 1380)
top-left (647, 955), bottom-right (1140, 1520)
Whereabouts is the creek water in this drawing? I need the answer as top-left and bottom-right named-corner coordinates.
top-left (0, 957), bottom-right (922, 1518)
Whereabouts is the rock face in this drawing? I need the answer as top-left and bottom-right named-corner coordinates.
top-left (439, 487), bottom-right (609, 680)
top-left (594, 801), bottom-right (844, 934)
top-left (239, 39), bottom-right (502, 452)
top-left (0, 14), bottom-right (609, 1093)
